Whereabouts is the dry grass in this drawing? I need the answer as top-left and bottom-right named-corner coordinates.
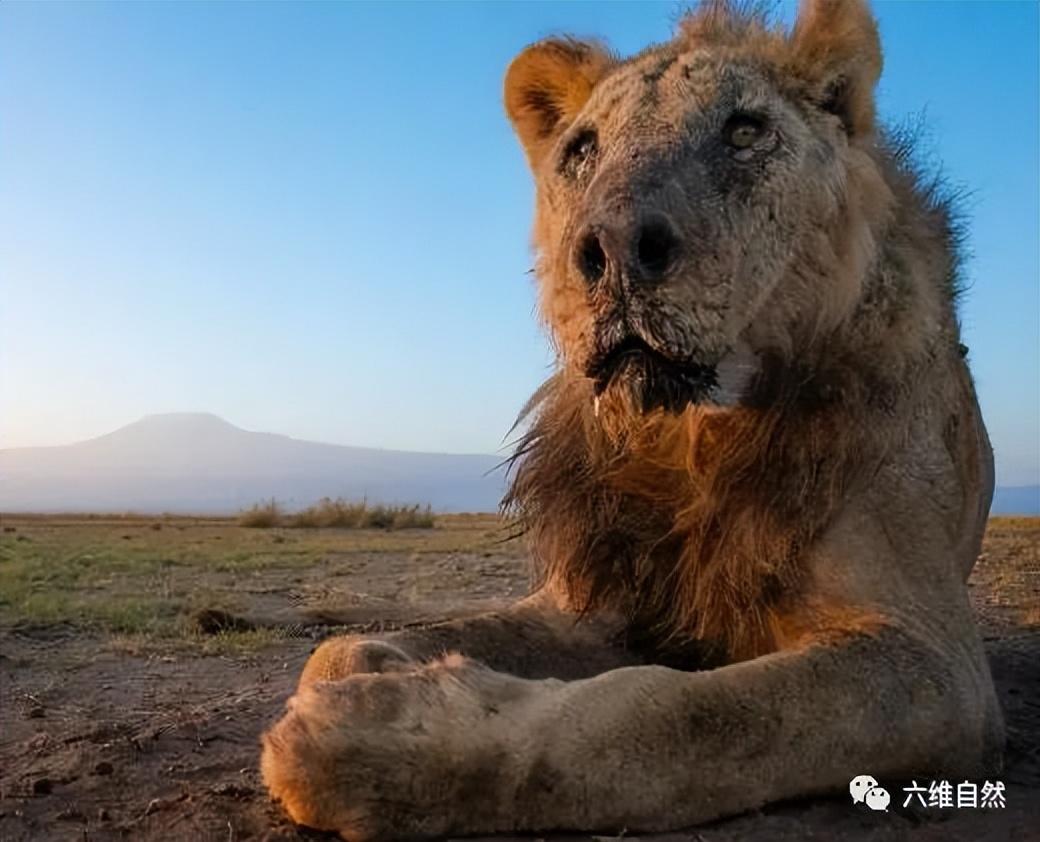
top-left (0, 512), bottom-right (511, 648)
top-left (238, 498), bottom-right (435, 530)
top-left (972, 516), bottom-right (1040, 633)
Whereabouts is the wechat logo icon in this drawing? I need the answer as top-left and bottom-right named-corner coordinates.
top-left (850, 775), bottom-right (890, 812)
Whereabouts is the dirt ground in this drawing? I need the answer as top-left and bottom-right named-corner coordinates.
top-left (1, 515), bottom-right (1037, 842)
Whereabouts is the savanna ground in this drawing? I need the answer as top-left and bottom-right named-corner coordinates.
top-left (0, 514), bottom-right (1037, 842)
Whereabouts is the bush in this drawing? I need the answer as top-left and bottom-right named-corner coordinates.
top-left (389, 504), bottom-right (434, 529)
top-left (237, 499), bottom-right (284, 528)
top-left (237, 498), bottom-right (434, 530)
top-left (289, 497), bottom-right (364, 528)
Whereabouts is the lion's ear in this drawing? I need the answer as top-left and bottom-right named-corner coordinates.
top-left (788, 0), bottom-right (882, 138)
top-left (504, 38), bottom-right (614, 170)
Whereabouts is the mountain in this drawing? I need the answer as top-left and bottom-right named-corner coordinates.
top-left (0, 413), bottom-right (507, 514)
top-left (2, 413), bottom-right (1035, 516)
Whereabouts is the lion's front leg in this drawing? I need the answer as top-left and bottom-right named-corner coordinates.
top-left (506, 624), bottom-right (1003, 833)
top-left (263, 621), bottom-right (1002, 840)
top-left (298, 589), bottom-right (641, 687)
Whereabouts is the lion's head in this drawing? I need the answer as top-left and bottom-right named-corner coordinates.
top-left (505, 0), bottom-right (893, 420)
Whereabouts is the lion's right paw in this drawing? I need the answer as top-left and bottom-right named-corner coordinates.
top-left (262, 670), bottom-right (426, 841)
top-left (262, 654), bottom-right (531, 841)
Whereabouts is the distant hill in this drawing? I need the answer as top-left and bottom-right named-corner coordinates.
top-left (992, 485), bottom-right (1040, 516)
top-left (0, 413), bottom-right (506, 514)
top-left (1, 413), bottom-right (1035, 516)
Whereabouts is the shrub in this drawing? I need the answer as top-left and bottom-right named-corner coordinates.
top-left (238, 499), bottom-right (284, 528)
top-left (389, 504), bottom-right (435, 529)
top-left (237, 498), bottom-right (434, 530)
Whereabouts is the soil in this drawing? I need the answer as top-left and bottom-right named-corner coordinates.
top-left (1, 519), bottom-right (1037, 842)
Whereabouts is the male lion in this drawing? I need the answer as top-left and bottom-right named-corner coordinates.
top-left (261, 1), bottom-right (1003, 837)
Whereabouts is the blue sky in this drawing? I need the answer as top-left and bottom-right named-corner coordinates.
top-left (1, 1), bottom-right (1037, 485)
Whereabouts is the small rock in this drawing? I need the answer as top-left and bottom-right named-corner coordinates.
top-left (144, 798), bottom-right (164, 815)
top-left (27, 706), bottom-right (45, 719)
top-left (27, 733), bottom-right (49, 751)
top-left (32, 777), bottom-right (52, 795)
top-left (56, 806), bottom-right (85, 822)
top-left (97, 807), bottom-right (111, 821)
top-left (93, 761), bottom-right (114, 776)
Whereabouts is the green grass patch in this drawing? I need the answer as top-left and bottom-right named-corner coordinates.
top-left (0, 513), bottom-right (512, 645)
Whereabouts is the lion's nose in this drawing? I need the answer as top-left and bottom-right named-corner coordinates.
top-left (575, 217), bottom-right (679, 287)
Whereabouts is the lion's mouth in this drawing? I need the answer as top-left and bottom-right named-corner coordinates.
top-left (586, 335), bottom-right (718, 413)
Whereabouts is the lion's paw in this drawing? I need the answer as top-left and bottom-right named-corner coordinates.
top-left (262, 654), bottom-right (529, 840)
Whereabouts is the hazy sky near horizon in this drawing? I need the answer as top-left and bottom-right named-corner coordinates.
top-left (2, 1), bottom-right (1038, 484)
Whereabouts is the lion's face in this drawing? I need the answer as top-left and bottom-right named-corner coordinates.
top-left (506, 2), bottom-right (886, 416)
top-left (528, 52), bottom-right (848, 414)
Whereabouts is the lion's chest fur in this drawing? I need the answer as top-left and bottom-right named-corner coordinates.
top-left (506, 375), bottom-right (879, 662)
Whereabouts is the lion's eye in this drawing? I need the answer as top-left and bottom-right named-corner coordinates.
top-left (559, 129), bottom-right (598, 180)
top-left (724, 114), bottom-right (765, 149)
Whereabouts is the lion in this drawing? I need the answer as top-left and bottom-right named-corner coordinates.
top-left (260, 1), bottom-right (1003, 838)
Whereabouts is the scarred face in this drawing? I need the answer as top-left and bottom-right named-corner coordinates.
top-left (504, 4), bottom-right (888, 416)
